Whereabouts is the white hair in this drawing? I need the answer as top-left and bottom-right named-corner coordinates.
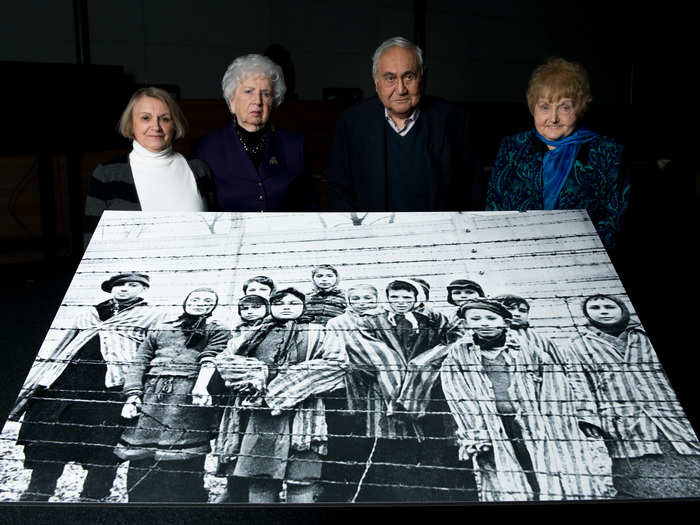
top-left (221, 54), bottom-right (287, 108)
top-left (371, 36), bottom-right (424, 77)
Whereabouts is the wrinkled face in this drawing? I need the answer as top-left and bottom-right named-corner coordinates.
top-left (184, 291), bottom-right (217, 316)
top-left (313, 269), bottom-right (337, 290)
top-left (229, 74), bottom-right (274, 132)
top-left (505, 303), bottom-right (530, 328)
top-left (533, 96), bottom-right (578, 142)
top-left (111, 281), bottom-right (145, 302)
top-left (387, 289), bottom-right (416, 314)
top-left (374, 46), bottom-right (422, 121)
top-left (463, 308), bottom-right (507, 339)
top-left (270, 293), bottom-right (304, 320)
top-left (244, 282), bottom-right (272, 299)
top-left (586, 298), bottom-right (623, 325)
top-left (239, 302), bottom-right (267, 322)
top-left (348, 288), bottom-right (378, 314)
top-left (132, 96), bottom-right (175, 152)
top-left (451, 288), bottom-right (481, 306)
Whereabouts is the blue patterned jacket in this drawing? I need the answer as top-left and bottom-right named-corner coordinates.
top-left (485, 129), bottom-right (628, 250)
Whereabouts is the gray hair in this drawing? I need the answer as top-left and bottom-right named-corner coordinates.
top-left (221, 54), bottom-right (287, 108)
top-left (371, 36), bottom-right (424, 77)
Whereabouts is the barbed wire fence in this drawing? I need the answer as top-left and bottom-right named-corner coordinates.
top-left (2, 210), bottom-right (699, 503)
top-left (2, 356), bottom-right (699, 503)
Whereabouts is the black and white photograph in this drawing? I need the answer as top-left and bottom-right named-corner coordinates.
top-left (0, 3), bottom-right (691, 522)
top-left (1, 210), bottom-right (698, 505)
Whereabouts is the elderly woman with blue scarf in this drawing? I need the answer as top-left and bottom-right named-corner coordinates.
top-left (485, 58), bottom-right (629, 251)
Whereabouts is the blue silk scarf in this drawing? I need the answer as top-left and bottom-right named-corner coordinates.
top-left (536, 127), bottom-right (598, 209)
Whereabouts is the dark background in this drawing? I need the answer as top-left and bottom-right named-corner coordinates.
top-left (1, 0), bottom-right (695, 520)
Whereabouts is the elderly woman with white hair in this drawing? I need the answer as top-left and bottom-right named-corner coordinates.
top-left (194, 54), bottom-right (315, 211)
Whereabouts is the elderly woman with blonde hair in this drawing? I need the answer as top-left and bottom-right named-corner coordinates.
top-left (194, 54), bottom-right (315, 212)
top-left (485, 58), bottom-right (629, 251)
top-left (84, 87), bottom-right (218, 246)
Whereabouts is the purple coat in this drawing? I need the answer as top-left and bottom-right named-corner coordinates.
top-left (194, 122), bottom-right (316, 211)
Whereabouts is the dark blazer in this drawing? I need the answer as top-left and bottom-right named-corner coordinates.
top-left (84, 157), bottom-right (218, 248)
top-left (193, 122), bottom-right (315, 212)
top-left (325, 96), bottom-right (481, 212)
top-left (485, 129), bottom-right (629, 250)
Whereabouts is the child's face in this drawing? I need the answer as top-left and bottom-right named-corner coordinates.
top-left (270, 294), bottom-right (304, 320)
top-left (505, 303), bottom-right (530, 328)
top-left (451, 288), bottom-right (481, 305)
top-left (586, 298), bottom-right (623, 325)
top-left (313, 269), bottom-right (337, 290)
top-left (184, 291), bottom-right (217, 316)
top-left (464, 308), bottom-right (506, 339)
top-left (239, 302), bottom-right (267, 322)
top-left (111, 281), bottom-right (145, 302)
top-left (348, 289), bottom-right (378, 314)
top-left (244, 282), bottom-right (272, 299)
top-left (387, 289), bottom-right (416, 314)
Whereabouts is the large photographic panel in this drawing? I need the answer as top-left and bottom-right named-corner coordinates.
top-left (1, 210), bottom-right (698, 503)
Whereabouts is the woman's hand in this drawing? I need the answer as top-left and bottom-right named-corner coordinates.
top-left (121, 395), bottom-right (142, 419)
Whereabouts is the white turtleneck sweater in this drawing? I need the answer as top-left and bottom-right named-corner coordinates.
top-left (129, 141), bottom-right (206, 211)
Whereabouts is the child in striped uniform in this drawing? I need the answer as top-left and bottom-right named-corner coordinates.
top-left (317, 284), bottom-right (383, 502)
top-left (344, 279), bottom-right (461, 501)
top-left (494, 294), bottom-right (616, 499)
top-left (565, 294), bottom-right (700, 499)
top-left (440, 298), bottom-right (615, 501)
top-left (12, 272), bottom-right (165, 502)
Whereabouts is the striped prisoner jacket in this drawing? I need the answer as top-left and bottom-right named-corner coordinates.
top-left (565, 323), bottom-right (700, 458)
top-left (440, 329), bottom-right (616, 501)
top-left (345, 309), bottom-right (450, 438)
top-left (10, 298), bottom-right (165, 420)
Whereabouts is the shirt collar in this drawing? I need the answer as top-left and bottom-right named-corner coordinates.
top-left (387, 310), bottom-right (419, 330)
top-left (383, 107), bottom-right (421, 135)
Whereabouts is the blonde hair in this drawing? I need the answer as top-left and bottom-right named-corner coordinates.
top-left (526, 57), bottom-right (592, 118)
top-left (118, 87), bottom-right (188, 141)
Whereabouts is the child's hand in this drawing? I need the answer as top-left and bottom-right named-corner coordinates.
top-left (121, 395), bottom-right (142, 419)
top-left (191, 386), bottom-right (212, 406)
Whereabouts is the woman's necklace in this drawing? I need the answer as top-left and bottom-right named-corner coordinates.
top-left (233, 116), bottom-right (267, 165)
